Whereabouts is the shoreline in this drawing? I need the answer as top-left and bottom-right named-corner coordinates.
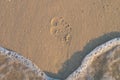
top-left (0, 38), bottom-right (120, 80)
top-left (66, 38), bottom-right (120, 80)
top-left (0, 46), bottom-right (49, 80)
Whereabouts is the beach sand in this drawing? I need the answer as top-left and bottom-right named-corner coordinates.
top-left (0, 0), bottom-right (120, 79)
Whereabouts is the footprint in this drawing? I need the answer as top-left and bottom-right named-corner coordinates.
top-left (50, 17), bottom-right (72, 45)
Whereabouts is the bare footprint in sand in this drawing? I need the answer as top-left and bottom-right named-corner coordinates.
top-left (50, 17), bottom-right (72, 45)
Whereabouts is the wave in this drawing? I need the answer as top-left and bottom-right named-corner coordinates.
top-left (0, 38), bottom-right (120, 80)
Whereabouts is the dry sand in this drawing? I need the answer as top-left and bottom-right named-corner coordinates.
top-left (0, 0), bottom-right (120, 79)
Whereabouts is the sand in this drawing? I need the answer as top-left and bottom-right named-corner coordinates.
top-left (0, 0), bottom-right (120, 79)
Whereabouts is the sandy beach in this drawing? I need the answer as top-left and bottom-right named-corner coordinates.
top-left (0, 0), bottom-right (120, 79)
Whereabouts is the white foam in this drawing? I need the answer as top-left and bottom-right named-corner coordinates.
top-left (0, 38), bottom-right (120, 80)
top-left (0, 46), bottom-right (49, 80)
top-left (66, 38), bottom-right (120, 80)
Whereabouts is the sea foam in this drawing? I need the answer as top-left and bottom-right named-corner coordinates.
top-left (0, 38), bottom-right (120, 80)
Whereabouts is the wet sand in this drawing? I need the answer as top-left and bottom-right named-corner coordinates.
top-left (0, 39), bottom-right (119, 80)
top-left (66, 38), bottom-right (120, 80)
top-left (0, 0), bottom-right (120, 79)
top-left (68, 46), bottom-right (120, 80)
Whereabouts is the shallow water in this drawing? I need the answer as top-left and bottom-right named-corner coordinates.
top-left (66, 38), bottom-right (120, 80)
top-left (77, 46), bottom-right (120, 80)
top-left (0, 38), bottom-right (120, 80)
top-left (0, 54), bottom-right (43, 80)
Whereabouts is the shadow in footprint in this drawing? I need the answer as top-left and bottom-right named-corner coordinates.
top-left (44, 31), bottom-right (120, 79)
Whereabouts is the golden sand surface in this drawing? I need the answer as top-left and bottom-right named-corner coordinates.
top-left (0, 0), bottom-right (120, 79)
